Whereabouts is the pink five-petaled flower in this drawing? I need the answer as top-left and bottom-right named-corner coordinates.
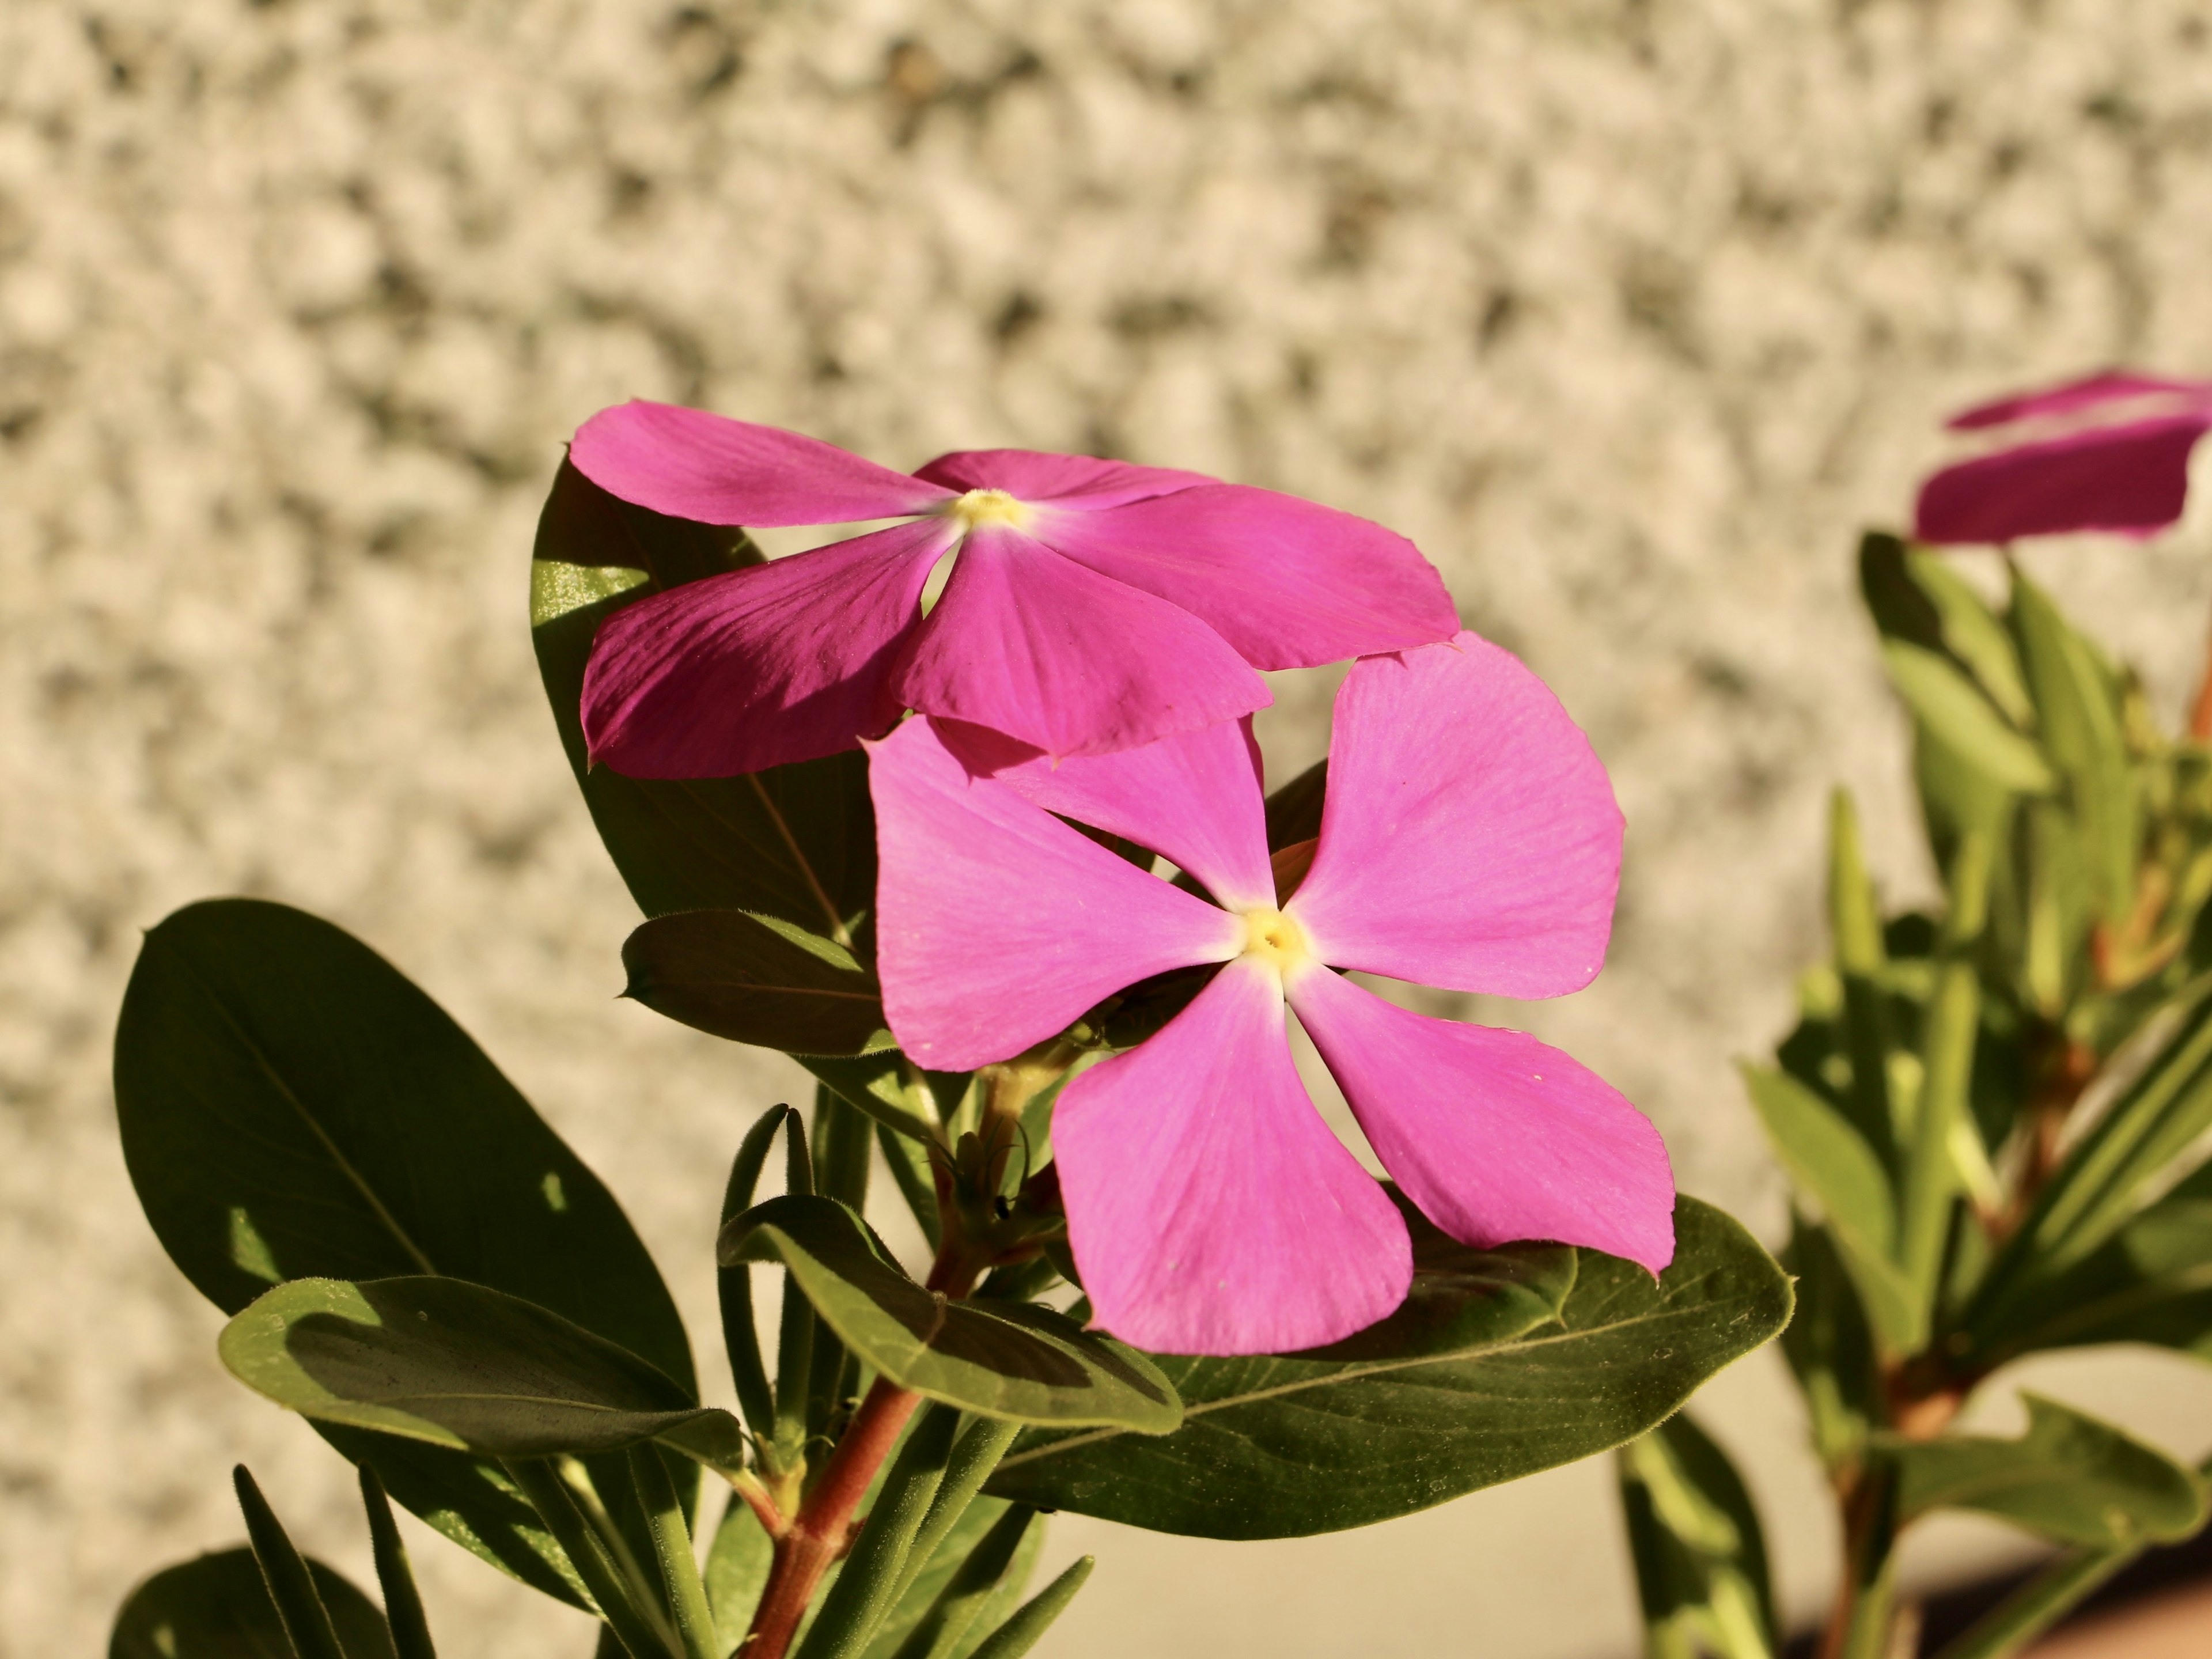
top-left (867, 630), bottom-right (1676, 1356)
top-left (568, 402), bottom-right (1459, 777)
top-left (1915, 371), bottom-right (2212, 546)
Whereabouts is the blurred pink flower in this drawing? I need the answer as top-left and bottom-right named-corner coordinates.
top-left (868, 632), bottom-right (1675, 1357)
top-left (1915, 371), bottom-right (2212, 545)
top-left (568, 402), bottom-right (1457, 777)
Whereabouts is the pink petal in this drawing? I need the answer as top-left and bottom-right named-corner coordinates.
top-left (1914, 414), bottom-right (2212, 544)
top-left (582, 518), bottom-right (955, 777)
top-left (1287, 966), bottom-right (1675, 1275)
top-left (1288, 631), bottom-right (1622, 999)
top-left (1057, 959), bottom-right (1413, 1355)
top-left (869, 718), bottom-right (1245, 1071)
top-left (571, 401), bottom-right (955, 526)
top-left (912, 450), bottom-right (1215, 510)
top-left (1037, 484), bottom-right (1458, 669)
top-left (891, 524), bottom-right (1269, 760)
top-left (1945, 370), bottom-right (2212, 432)
top-left (933, 716), bottom-right (1276, 912)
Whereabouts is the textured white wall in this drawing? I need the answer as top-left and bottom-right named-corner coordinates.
top-left (8, 3), bottom-right (2212, 1656)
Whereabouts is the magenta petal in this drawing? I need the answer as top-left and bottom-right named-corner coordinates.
top-left (1914, 414), bottom-right (2212, 543)
top-left (571, 401), bottom-right (955, 526)
top-left (892, 525), bottom-right (1268, 759)
top-left (869, 718), bottom-right (1245, 1071)
top-left (1056, 959), bottom-right (1412, 1355)
top-left (1289, 631), bottom-right (1622, 999)
top-left (912, 449), bottom-right (1215, 510)
top-left (1946, 370), bottom-right (2212, 431)
top-left (1288, 967), bottom-right (1675, 1275)
top-left (581, 518), bottom-right (955, 777)
top-left (933, 715), bottom-right (1275, 911)
top-left (1038, 484), bottom-right (1458, 669)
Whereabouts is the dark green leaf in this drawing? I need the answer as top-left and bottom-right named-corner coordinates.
top-left (1860, 535), bottom-right (2033, 727)
top-left (1263, 759), bottom-right (1327, 850)
top-left (801, 1051), bottom-right (962, 1143)
top-left (1778, 1214), bottom-right (1881, 1472)
top-left (111, 1548), bottom-right (396, 1659)
top-left (720, 1196), bottom-right (1181, 1432)
top-left (1740, 1064), bottom-right (1921, 1353)
top-left (220, 1277), bottom-right (743, 1468)
top-left (1887, 1392), bottom-right (2206, 1547)
top-left (233, 1466), bottom-right (351, 1659)
top-left (985, 1196), bottom-right (1790, 1539)
top-left (358, 1468), bottom-right (437, 1659)
top-left (531, 459), bottom-right (874, 941)
top-left (113, 898), bottom-right (693, 1605)
top-left (623, 910), bottom-right (889, 1057)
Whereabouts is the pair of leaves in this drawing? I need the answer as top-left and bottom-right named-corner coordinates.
top-left (984, 1196), bottom-right (1792, 1539)
top-left (1616, 1413), bottom-right (1777, 1659)
top-left (1886, 1393), bottom-right (2208, 1549)
top-left (113, 899), bottom-right (693, 1609)
top-left (721, 1195), bottom-right (1181, 1433)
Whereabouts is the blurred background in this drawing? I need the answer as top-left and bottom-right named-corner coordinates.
top-left (7, 2), bottom-right (2212, 1656)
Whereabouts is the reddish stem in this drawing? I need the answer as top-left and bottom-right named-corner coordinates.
top-left (741, 1377), bottom-right (922, 1659)
top-left (2192, 602), bottom-right (2212, 743)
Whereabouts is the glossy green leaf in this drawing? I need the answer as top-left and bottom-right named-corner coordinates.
top-left (1740, 1064), bottom-right (1922, 1353)
top-left (531, 459), bottom-right (876, 941)
top-left (1880, 642), bottom-right (2056, 797)
top-left (719, 1196), bottom-right (1181, 1432)
top-left (113, 898), bottom-right (692, 1606)
top-left (1887, 1392), bottom-right (2207, 1547)
top-left (1617, 1412), bottom-right (1777, 1659)
top-left (220, 1277), bottom-right (744, 1469)
top-left (986, 1196), bottom-right (1790, 1539)
top-left (110, 1548), bottom-right (396, 1659)
top-left (623, 910), bottom-right (890, 1057)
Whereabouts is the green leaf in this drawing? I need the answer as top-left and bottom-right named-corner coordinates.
top-left (1887, 1392), bottom-right (2207, 1547)
top-left (884, 1505), bottom-right (1036, 1659)
top-left (705, 1497), bottom-right (775, 1659)
top-left (233, 1465), bottom-right (349, 1659)
top-left (358, 1469), bottom-right (437, 1659)
top-left (623, 910), bottom-right (890, 1057)
top-left (111, 1548), bottom-right (397, 1659)
top-left (1859, 535), bottom-right (2033, 728)
top-left (720, 1196), bottom-right (1181, 1432)
top-left (801, 1051), bottom-right (963, 1143)
top-left (1740, 1064), bottom-right (1922, 1353)
top-left (1880, 642), bottom-right (2057, 797)
top-left (1617, 1412), bottom-right (1777, 1659)
top-left (1963, 1160), bottom-right (2212, 1366)
top-left (984, 1196), bottom-right (1791, 1539)
top-left (113, 898), bottom-right (693, 1606)
top-left (1263, 758), bottom-right (1327, 850)
top-left (2012, 573), bottom-right (2139, 922)
top-left (962, 1556), bottom-right (1093, 1659)
top-left (220, 1277), bottom-right (744, 1469)
top-left (1778, 1214), bottom-right (1881, 1472)
top-left (531, 459), bottom-right (875, 941)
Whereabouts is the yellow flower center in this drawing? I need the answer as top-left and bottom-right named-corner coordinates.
top-left (1240, 906), bottom-right (1312, 974)
top-left (946, 488), bottom-right (1032, 533)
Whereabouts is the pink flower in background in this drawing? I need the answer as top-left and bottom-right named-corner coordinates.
top-left (569, 402), bottom-right (1458, 777)
top-left (868, 631), bottom-right (1675, 1356)
top-left (1915, 371), bottom-right (2212, 545)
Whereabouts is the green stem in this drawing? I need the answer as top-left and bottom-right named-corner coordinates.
top-left (630, 1447), bottom-right (719, 1659)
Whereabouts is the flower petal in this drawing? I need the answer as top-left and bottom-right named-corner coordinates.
top-left (933, 715), bottom-right (1275, 911)
top-left (572, 400), bottom-right (955, 526)
top-left (869, 717), bottom-right (1244, 1071)
top-left (912, 450), bottom-right (1215, 510)
top-left (1945, 370), bottom-right (2212, 432)
top-left (1914, 414), bottom-right (2212, 544)
top-left (1056, 959), bottom-right (1413, 1355)
top-left (892, 524), bottom-right (1269, 759)
top-left (582, 518), bottom-right (954, 777)
top-left (1287, 967), bottom-right (1675, 1275)
top-left (1288, 631), bottom-right (1622, 999)
top-left (1037, 483), bottom-right (1458, 669)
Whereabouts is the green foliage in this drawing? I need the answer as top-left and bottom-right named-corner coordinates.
top-left (1617, 1413), bottom-right (1776, 1659)
top-left (721, 1196), bottom-right (1183, 1432)
top-left (623, 910), bottom-right (890, 1056)
top-left (987, 1198), bottom-right (1789, 1538)
top-left (110, 1548), bottom-right (396, 1659)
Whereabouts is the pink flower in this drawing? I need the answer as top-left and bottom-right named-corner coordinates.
top-left (568, 403), bottom-right (1458, 777)
top-left (1915, 371), bottom-right (2212, 545)
top-left (868, 631), bottom-right (1675, 1355)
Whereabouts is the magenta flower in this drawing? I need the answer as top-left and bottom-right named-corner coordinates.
top-left (1915, 371), bottom-right (2212, 545)
top-left (568, 402), bottom-right (1458, 777)
top-left (867, 631), bottom-right (1675, 1356)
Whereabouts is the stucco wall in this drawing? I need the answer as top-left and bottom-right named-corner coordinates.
top-left (7, 3), bottom-right (2212, 1656)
